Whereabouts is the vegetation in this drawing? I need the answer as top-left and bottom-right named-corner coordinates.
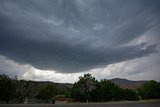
top-left (0, 74), bottom-right (68, 103)
top-left (99, 79), bottom-right (123, 101)
top-left (70, 74), bottom-right (99, 102)
top-left (36, 84), bottom-right (58, 103)
top-left (0, 74), bottom-right (160, 103)
top-left (70, 76), bottom-right (139, 102)
top-left (137, 80), bottom-right (160, 99)
top-left (0, 74), bottom-right (16, 103)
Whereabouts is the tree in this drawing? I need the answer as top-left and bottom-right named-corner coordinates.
top-left (0, 74), bottom-right (16, 103)
top-left (36, 83), bottom-right (59, 102)
top-left (99, 79), bottom-right (124, 101)
top-left (13, 80), bottom-right (29, 103)
top-left (70, 73), bottom-right (98, 102)
top-left (70, 74), bottom-right (140, 102)
top-left (137, 80), bottom-right (160, 99)
top-left (123, 89), bottom-right (139, 101)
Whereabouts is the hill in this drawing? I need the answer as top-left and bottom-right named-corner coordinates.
top-left (56, 78), bottom-right (147, 90)
top-left (110, 78), bottom-right (147, 89)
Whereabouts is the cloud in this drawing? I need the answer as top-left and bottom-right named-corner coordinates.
top-left (0, 55), bottom-right (36, 80)
top-left (1, 52), bottom-right (159, 83)
top-left (93, 23), bottom-right (103, 30)
top-left (0, 55), bottom-right (83, 83)
top-left (0, 0), bottom-right (160, 73)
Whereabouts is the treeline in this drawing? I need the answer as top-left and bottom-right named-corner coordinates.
top-left (70, 74), bottom-right (160, 102)
top-left (70, 74), bottom-right (139, 102)
top-left (0, 74), bottom-right (67, 103)
top-left (0, 74), bottom-right (160, 103)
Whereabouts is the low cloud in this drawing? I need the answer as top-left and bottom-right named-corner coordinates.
top-left (0, 52), bottom-right (159, 83)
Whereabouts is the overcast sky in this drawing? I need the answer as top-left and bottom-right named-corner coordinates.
top-left (0, 0), bottom-right (160, 83)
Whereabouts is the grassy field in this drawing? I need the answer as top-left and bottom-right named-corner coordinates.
top-left (0, 100), bottom-right (160, 107)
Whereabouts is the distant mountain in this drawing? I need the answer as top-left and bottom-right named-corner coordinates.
top-left (55, 83), bottom-right (73, 89)
top-left (110, 78), bottom-right (147, 89)
top-left (56, 78), bottom-right (147, 90)
top-left (15, 78), bottom-right (147, 92)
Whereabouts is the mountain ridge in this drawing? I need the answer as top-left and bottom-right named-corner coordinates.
top-left (55, 78), bottom-right (148, 89)
top-left (110, 78), bottom-right (147, 89)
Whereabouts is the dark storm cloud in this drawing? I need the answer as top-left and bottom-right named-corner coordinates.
top-left (0, 0), bottom-right (160, 73)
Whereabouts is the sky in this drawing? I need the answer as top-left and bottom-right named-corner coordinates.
top-left (0, 0), bottom-right (160, 83)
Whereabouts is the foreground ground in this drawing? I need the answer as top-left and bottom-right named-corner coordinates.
top-left (0, 100), bottom-right (160, 107)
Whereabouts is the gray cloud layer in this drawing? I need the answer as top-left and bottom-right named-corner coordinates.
top-left (0, 0), bottom-right (160, 73)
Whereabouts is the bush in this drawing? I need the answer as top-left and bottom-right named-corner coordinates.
top-left (137, 80), bottom-right (160, 99)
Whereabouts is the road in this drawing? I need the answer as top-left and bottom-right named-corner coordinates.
top-left (0, 100), bottom-right (160, 107)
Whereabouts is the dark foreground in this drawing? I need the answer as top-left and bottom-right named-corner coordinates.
top-left (0, 100), bottom-right (160, 107)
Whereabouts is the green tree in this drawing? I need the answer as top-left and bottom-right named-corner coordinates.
top-left (70, 73), bottom-right (98, 102)
top-left (0, 74), bottom-right (16, 103)
top-left (123, 89), bottom-right (139, 101)
top-left (99, 79), bottom-right (124, 101)
top-left (13, 80), bottom-right (30, 103)
top-left (36, 84), bottom-right (58, 102)
top-left (137, 80), bottom-right (160, 99)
